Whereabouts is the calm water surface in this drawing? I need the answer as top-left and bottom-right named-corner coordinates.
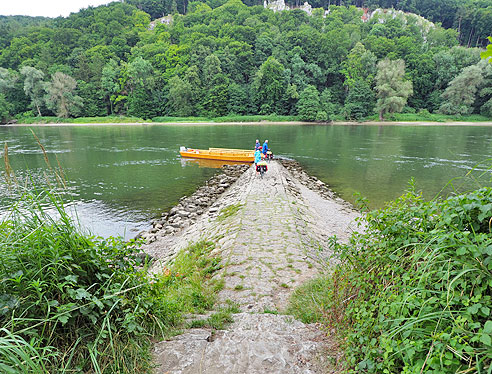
top-left (1, 124), bottom-right (491, 239)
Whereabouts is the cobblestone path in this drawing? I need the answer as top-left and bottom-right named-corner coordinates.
top-left (152, 161), bottom-right (360, 374)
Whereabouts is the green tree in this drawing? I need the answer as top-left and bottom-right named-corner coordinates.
top-left (167, 75), bottom-right (193, 116)
top-left (44, 72), bottom-right (83, 118)
top-left (341, 42), bottom-right (377, 90)
top-left (0, 68), bottom-right (17, 93)
top-left (344, 80), bottom-right (375, 120)
top-left (0, 68), bottom-right (17, 122)
top-left (319, 88), bottom-right (336, 120)
top-left (20, 66), bottom-right (46, 117)
top-left (0, 94), bottom-right (12, 123)
top-left (101, 59), bottom-right (121, 115)
top-left (374, 59), bottom-right (413, 120)
top-left (184, 66), bottom-right (203, 116)
top-left (281, 84), bottom-right (300, 115)
top-left (204, 74), bottom-right (229, 117)
top-left (439, 64), bottom-right (483, 115)
top-left (126, 57), bottom-right (157, 118)
top-left (227, 83), bottom-right (248, 115)
top-left (297, 85), bottom-right (321, 121)
top-left (477, 61), bottom-right (492, 116)
top-left (253, 57), bottom-right (287, 114)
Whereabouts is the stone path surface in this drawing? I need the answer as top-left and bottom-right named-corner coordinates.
top-left (148, 161), bottom-right (361, 374)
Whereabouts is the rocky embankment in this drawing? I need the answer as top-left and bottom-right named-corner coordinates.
top-left (142, 160), bottom-right (362, 374)
top-left (138, 164), bottom-right (249, 244)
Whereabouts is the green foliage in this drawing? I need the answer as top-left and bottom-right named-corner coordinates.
top-left (375, 59), bottom-right (413, 120)
top-left (0, 184), bottom-right (224, 372)
top-left (344, 80), bottom-right (375, 120)
top-left (341, 42), bottom-right (377, 90)
top-left (253, 57), bottom-right (288, 115)
top-left (217, 203), bottom-right (242, 222)
top-left (387, 112), bottom-right (492, 122)
top-left (20, 66), bottom-right (46, 117)
top-left (1, 1), bottom-right (492, 120)
top-left (0, 93), bottom-right (12, 123)
top-left (440, 64), bottom-right (484, 116)
top-left (44, 72), bottom-right (83, 118)
top-left (297, 85), bottom-right (321, 121)
top-left (481, 36), bottom-right (492, 61)
top-left (167, 75), bottom-right (194, 117)
top-left (291, 185), bottom-right (492, 373)
top-left (14, 116), bottom-right (146, 124)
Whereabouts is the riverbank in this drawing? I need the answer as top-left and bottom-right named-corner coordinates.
top-left (5, 120), bottom-right (492, 127)
top-left (4, 112), bottom-right (492, 126)
top-left (141, 160), bottom-right (361, 373)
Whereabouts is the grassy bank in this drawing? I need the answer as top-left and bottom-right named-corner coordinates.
top-left (289, 184), bottom-right (492, 373)
top-left (9, 113), bottom-right (492, 125)
top-left (0, 184), bottom-right (230, 373)
top-left (12, 114), bottom-right (298, 124)
top-left (13, 116), bottom-right (148, 124)
top-left (152, 114), bottom-right (299, 123)
top-left (363, 112), bottom-right (492, 122)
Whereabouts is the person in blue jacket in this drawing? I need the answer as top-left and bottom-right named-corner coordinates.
top-left (262, 139), bottom-right (269, 155)
top-left (254, 148), bottom-right (262, 175)
top-left (254, 148), bottom-right (262, 164)
top-left (255, 139), bottom-right (261, 150)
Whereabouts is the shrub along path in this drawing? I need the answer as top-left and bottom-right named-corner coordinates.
top-left (148, 161), bottom-right (360, 373)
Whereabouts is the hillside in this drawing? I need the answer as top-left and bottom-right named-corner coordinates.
top-left (0, 0), bottom-right (491, 122)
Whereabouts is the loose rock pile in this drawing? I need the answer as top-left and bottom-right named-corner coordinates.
top-left (137, 164), bottom-right (250, 244)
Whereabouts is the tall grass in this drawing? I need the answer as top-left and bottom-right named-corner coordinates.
top-left (0, 138), bottom-right (227, 373)
top-left (289, 182), bottom-right (492, 373)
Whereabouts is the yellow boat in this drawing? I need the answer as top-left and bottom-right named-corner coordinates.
top-left (180, 146), bottom-right (254, 163)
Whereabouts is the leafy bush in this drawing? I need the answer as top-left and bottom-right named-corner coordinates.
top-left (14, 116), bottom-right (147, 124)
top-left (290, 184), bottom-right (492, 373)
top-left (151, 115), bottom-right (298, 123)
top-left (0, 187), bottom-right (223, 372)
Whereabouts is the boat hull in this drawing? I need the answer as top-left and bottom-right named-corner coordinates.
top-left (180, 148), bottom-right (254, 163)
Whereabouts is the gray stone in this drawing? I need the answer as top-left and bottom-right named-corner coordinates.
top-left (153, 313), bottom-right (329, 374)
top-left (178, 210), bottom-right (190, 217)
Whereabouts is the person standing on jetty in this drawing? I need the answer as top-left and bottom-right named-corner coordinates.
top-left (262, 139), bottom-right (269, 155)
top-left (254, 147), bottom-right (262, 175)
top-left (255, 139), bottom-right (261, 151)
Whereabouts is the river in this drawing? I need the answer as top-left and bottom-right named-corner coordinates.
top-left (1, 124), bottom-right (491, 239)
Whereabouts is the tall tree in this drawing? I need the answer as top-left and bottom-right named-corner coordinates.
top-left (126, 57), bottom-right (157, 118)
top-left (167, 75), bottom-right (192, 116)
top-left (297, 85), bottom-right (321, 121)
top-left (0, 94), bottom-right (11, 123)
top-left (0, 68), bottom-right (17, 93)
top-left (20, 66), bottom-right (46, 117)
top-left (344, 80), bottom-right (375, 120)
top-left (439, 64), bottom-right (483, 115)
top-left (374, 59), bottom-right (413, 120)
top-left (44, 72), bottom-right (83, 118)
top-left (341, 42), bottom-right (377, 90)
top-left (253, 57), bottom-right (287, 115)
top-left (0, 68), bottom-right (17, 122)
top-left (101, 59), bottom-right (121, 115)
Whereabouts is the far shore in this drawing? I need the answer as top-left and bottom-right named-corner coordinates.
top-left (4, 120), bottom-right (492, 127)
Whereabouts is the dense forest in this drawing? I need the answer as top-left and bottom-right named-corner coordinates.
top-left (128, 0), bottom-right (492, 47)
top-left (0, 0), bottom-right (492, 122)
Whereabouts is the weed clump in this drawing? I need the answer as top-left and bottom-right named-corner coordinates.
top-left (289, 185), bottom-right (492, 373)
top-left (217, 203), bottom-right (242, 223)
top-left (0, 188), bottom-right (223, 373)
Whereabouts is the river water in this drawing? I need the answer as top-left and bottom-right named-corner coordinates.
top-left (1, 124), bottom-right (491, 239)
